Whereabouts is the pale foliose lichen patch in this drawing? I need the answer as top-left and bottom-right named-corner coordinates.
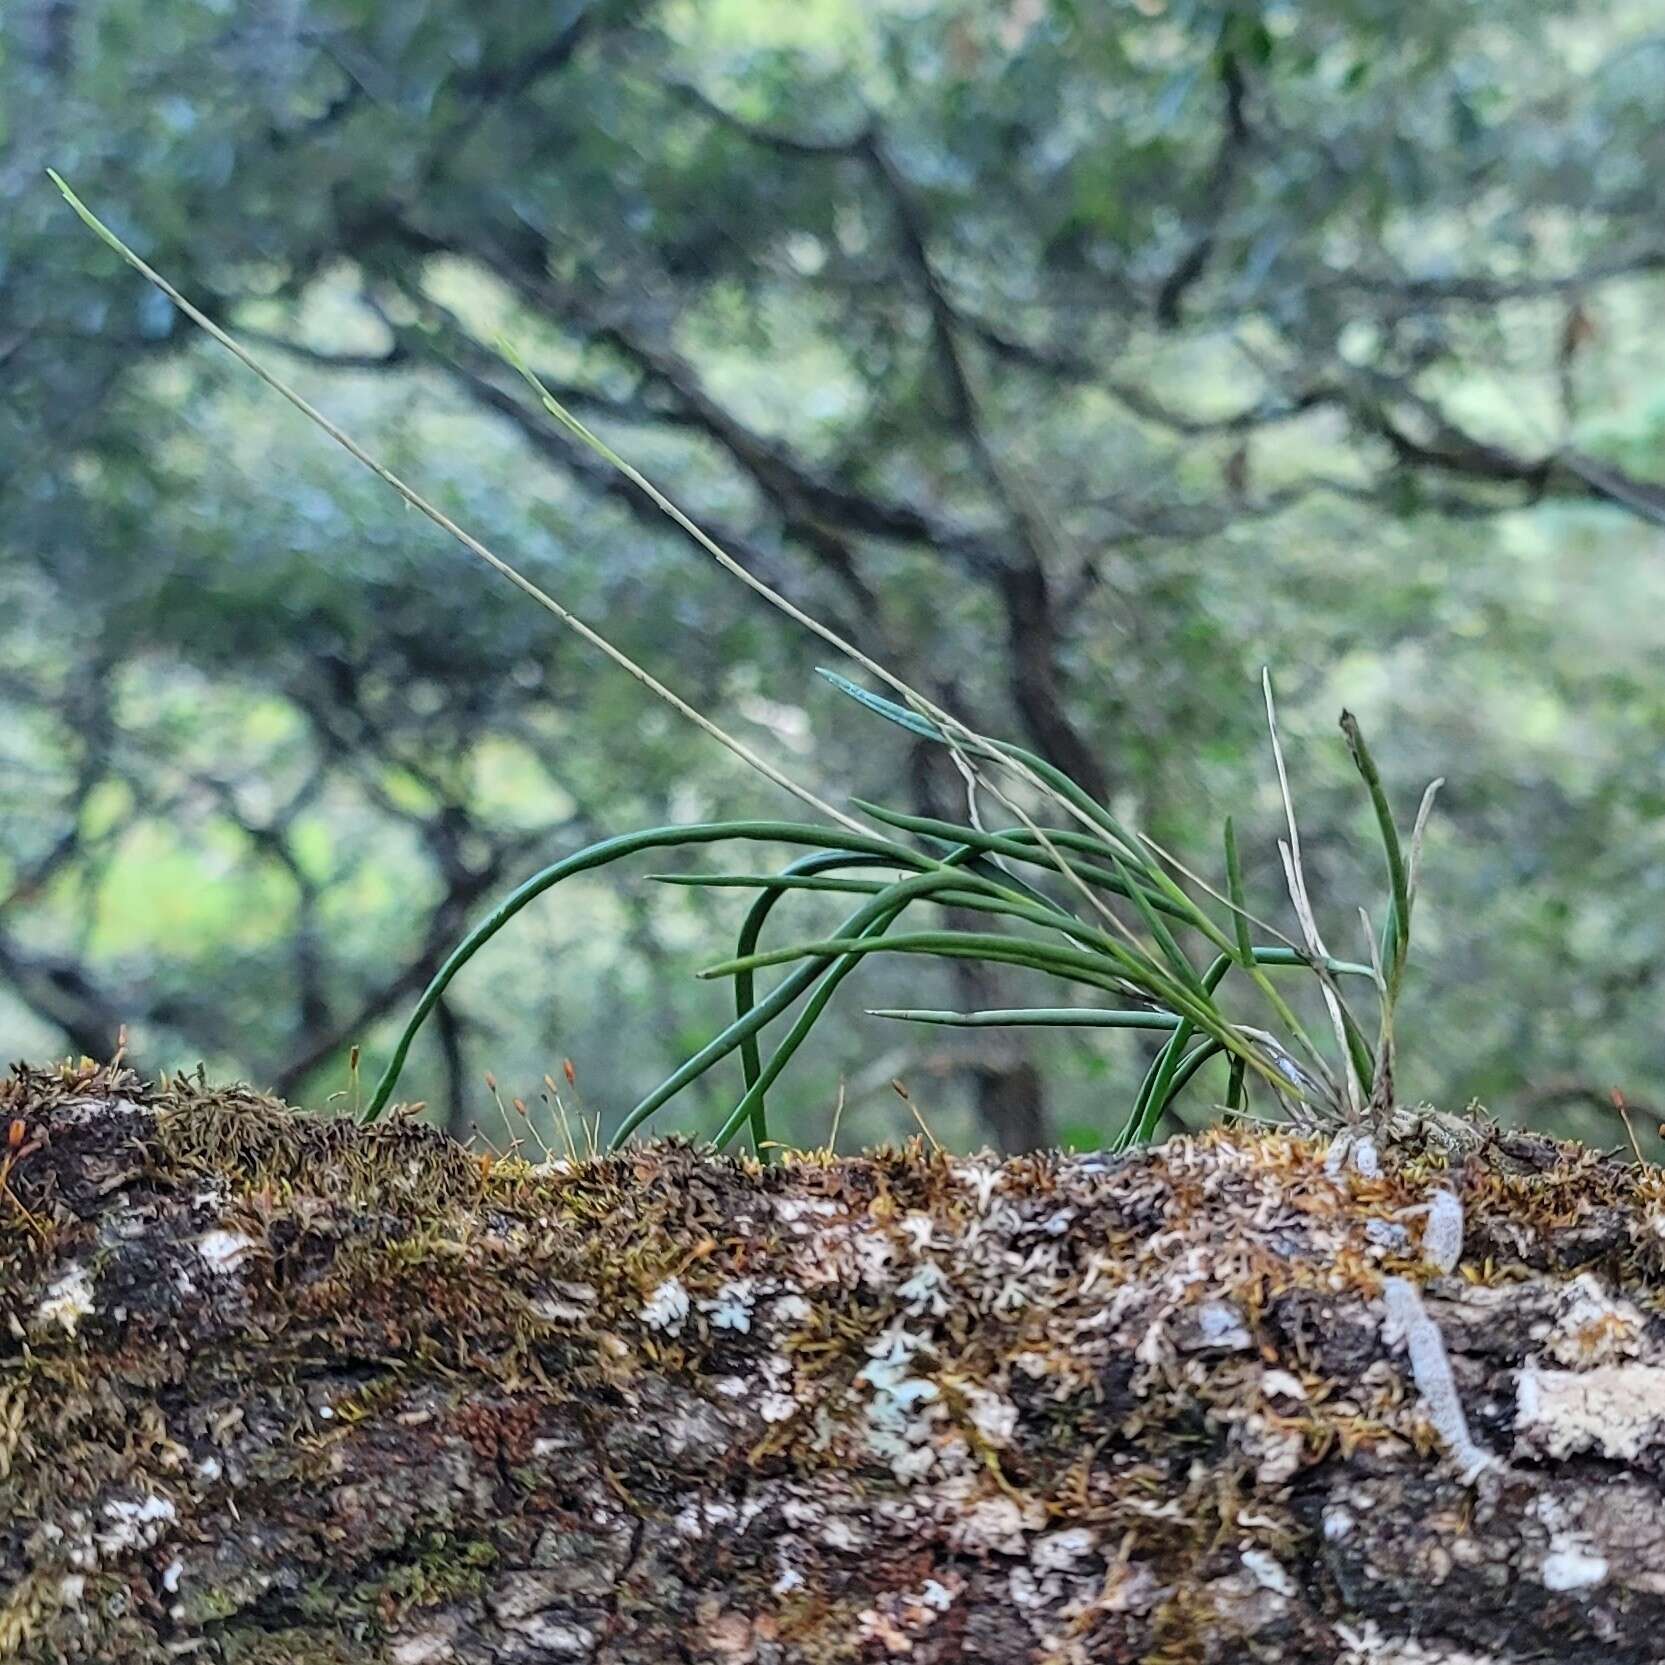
top-left (638, 1274), bottom-right (690, 1333)
top-left (1515, 1361), bottom-right (1665, 1460)
top-left (195, 1228), bottom-right (259, 1274)
top-left (1534, 1271), bottom-right (1646, 1366)
top-left (1540, 1537), bottom-right (1609, 1592)
top-left (1333, 1622), bottom-right (1516, 1664)
top-left (32, 1264), bottom-right (94, 1336)
top-left (1421, 1188), bottom-right (1465, 1274)
top-left (94, 1495), bottom-right (176, 1559)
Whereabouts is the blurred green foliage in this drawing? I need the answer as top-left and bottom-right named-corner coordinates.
top-left (2, 0), bottom-right (1663, 1152)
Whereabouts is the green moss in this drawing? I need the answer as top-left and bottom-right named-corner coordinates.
top-left (152, 1082), bottom-right (483, 1212)
top-left (170, 1582), bottom-right (251, 1627)
top-left (218, 1627), bottom-right (370, 1665)
top-left (360, 1532), bottom-right (499, 1619)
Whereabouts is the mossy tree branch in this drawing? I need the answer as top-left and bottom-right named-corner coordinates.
top-left (4, 1062), bottom-right (1665, 1663)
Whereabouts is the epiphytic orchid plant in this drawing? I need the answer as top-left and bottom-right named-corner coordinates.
top-left (52, 173), bottom-right (1439, 1154)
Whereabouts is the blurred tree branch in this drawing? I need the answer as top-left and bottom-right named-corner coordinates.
top-left (4, 0), bottom-right (1664, 1148)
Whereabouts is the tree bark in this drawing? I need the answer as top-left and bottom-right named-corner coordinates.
top-left (4, 1063), bottom-right (1665, 1663)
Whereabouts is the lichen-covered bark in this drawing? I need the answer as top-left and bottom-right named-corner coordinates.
top-left (3, 1063), bottom-right (1665, 1663)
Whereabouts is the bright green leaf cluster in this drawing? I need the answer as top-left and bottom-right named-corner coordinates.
top-left (364, 674), bottom-right (1407, 1154)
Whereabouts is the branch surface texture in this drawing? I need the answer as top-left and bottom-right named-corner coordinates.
top-left (3, 1062), bottom-right (1664, 1662)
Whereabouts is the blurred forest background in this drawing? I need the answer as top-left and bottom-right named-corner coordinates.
top-left (3, 0), bottom-right (1664, 1153)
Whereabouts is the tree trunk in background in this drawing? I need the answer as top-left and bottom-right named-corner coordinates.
top-left (435, 996), bottom-right (471, 1143)
top-left (5, 1062), bottom-right (1665, 1664)
top-left (968, 1054), bottom-right (1049, 1156)
top-left (910, 740), bottom-right (1053, 1152)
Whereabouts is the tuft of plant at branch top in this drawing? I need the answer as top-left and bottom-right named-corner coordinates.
top-left (50, 170), bottom-right (1440, 1156)
top-left (362, 668), bottom-right (1434, 1154)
